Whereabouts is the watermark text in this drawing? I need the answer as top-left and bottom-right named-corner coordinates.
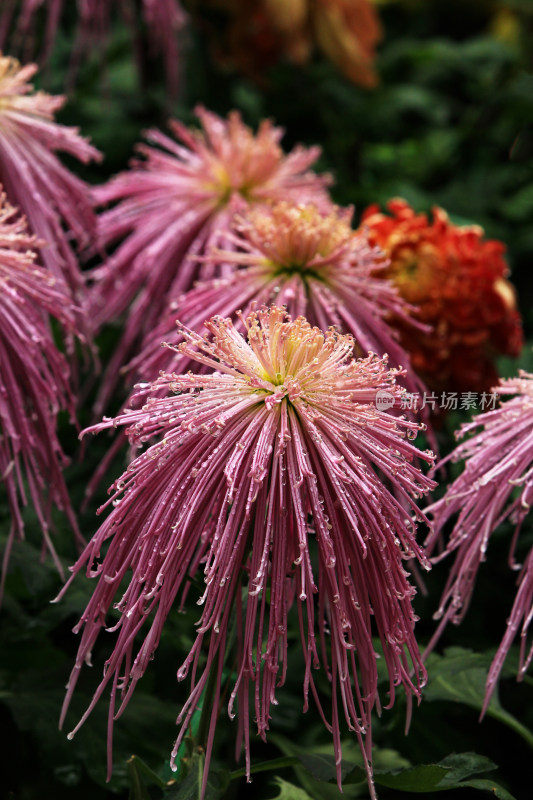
top-left (375, 391), bottom-right (499, 412)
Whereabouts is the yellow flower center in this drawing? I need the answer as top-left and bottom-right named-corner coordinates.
top-left (245, 203), bottom-right (354, 282)
top-left (201, 114), bottom-right (287, 205)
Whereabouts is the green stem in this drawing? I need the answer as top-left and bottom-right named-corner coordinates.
top-left (197, 753), bottom-right (204, 800)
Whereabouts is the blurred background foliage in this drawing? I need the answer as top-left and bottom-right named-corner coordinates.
top-left (1, 1), bottom-right (533, 799)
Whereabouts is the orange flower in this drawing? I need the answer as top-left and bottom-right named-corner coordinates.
top-left (189, 0), bottom-right (381, 87)
top-left (360, 199), bottom-right (523, 394)
top-left (313, 0), bottom-right (382, 87)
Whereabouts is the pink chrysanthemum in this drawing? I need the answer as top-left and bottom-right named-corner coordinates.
top-left (426, 371), bottom-right (533, 711)
top-left (0, 54), bottom-right (101, 312)
top-left (89, 107), bottom-right (331, 411)
top-left (59, 306), bottom-right (434, 800)
top-left (130, 202), bottom-right (427, 406)
top-left (0, 1), bottom-right (187, 98)
top-left (0, 192), bottom-right (83, 598)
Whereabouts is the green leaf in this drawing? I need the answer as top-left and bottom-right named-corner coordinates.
top-left (347, 753), bottom-right (515, 796)
top-left (271, 732), bottom-right (515, 796)
top-left (459, 780), bottom-right (517, 800)
top-left (229, 756), bottom-right (299, 780)
top-left (424, 648), bottom-right (533, 749)
top-left (269, 734), bottom-right (363, 800)
top-left (297, 753), bottom-right (347, 784)
top-left (437, 752), bottom-right (497, 784)
top-left (269, 778), bottom-right (315, 800)
top-left (128, 757), bottom-right (154, 800)
top-left (128, 756), bottom-right (167, 791)
top-left (373, 764), bottom-right (451, 792)
top-left (367, 752), bottom-right (496, 792)
top-left (423, 648), bottom-right (495, 707)
top-left (165, 754), bottom-right (229, 800)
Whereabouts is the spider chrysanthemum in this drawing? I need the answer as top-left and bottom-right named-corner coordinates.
top-left (130, 202), bottom-right (427, 410)
top-left (426, 371), bottom-right (533, 711)
top-left (59, 306), bottom-right (434, 800)
top-left (0, 193), bottom-right (83, 598)
top-left (90, 107), bottom-right (331, 412)
top-left (187, 0), bottom-right (382, 88)
top-left (0, 53), bottom-right (100, 313)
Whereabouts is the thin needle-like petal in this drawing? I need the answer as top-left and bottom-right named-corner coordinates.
top-left (130, 202), bottom-right (427, 411)
top-left (426, 372), bottom-right (533, 709)
top-left (0, 1), bottom-right (187, 98)
top-left (0, 54), bottom-right (101, 321)
top-left (0, 193), bottom-right (83, 599)
top-left (90, 107), bottom-right (331, 413)
top-left (59, 306), bottom-right (434, 800)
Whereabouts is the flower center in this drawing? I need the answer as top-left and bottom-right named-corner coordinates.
top-left (203, 115), bottom-right (288, 205)
top-left (244, 309), bottom-right (344, 399)
top-left (241, 202), bottom-right (355, 283)
top-left (0, 56), bottom-right (27, 110)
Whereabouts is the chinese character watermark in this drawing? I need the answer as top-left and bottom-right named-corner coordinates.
top-left (375, 391), bottom-right (499, 412)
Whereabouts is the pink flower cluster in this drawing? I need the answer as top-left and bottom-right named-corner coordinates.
top-left (0, 59), bottom-right (436, 797)
top-left (128, 201), bottom-right (425, 403)
top-left (89, 107), bottom-right (332, 414)
top-left (0, 36), bottom-right (530, 800)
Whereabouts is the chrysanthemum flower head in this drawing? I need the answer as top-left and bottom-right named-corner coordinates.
top-left (0, 192), bottom-right (83, 599)
top-left (0, 53), bottom-right (101, 313)
top-left (312, 0), bottom-right (382, 87)
top-left (90, 108), bottom-right (331, 412)
top-left (360, 198), bottom-right (523, 394)
top-left (426, 371), bottom-right (533, 711)
top-left (129, 202), bottom-right (427, 413)
top-left (59, 306), bottom-right (434, 800)
top-left (188, 0), bottom-right (381, 88)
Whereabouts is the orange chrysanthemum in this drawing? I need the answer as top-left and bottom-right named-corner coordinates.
top-left (189, 0), bottom-right (381, 88)
top-left (360, 198), bottom-right (523, 394)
